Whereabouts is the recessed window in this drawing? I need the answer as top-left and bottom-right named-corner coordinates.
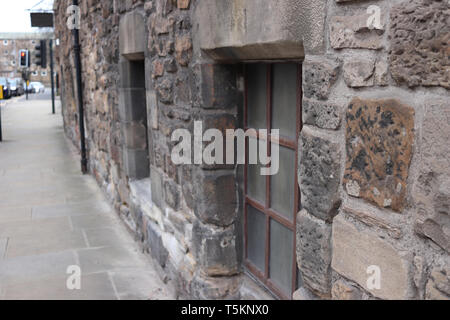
top-left (41, 71), bottom-right (47, 76)
top-left (11, 60), bottom-right (15, 66)
top-left (119, 58), bottom-right (149, 180)
top-left (244, 63), bottom-right (301, 300)
top-left (32, 71), bottom-right (38, 76)
top-left (3, 40), bottom-right (8, 45)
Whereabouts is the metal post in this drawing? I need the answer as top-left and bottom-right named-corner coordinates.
top-left (50, 40), bottom-right (55, 114)
top-left (73, 0), bottom-right (87, 174)
top-left (25, 80), bottom-right (28, 100)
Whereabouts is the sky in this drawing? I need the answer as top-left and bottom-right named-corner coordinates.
top-left (0, 0), bottom-right (54, 33)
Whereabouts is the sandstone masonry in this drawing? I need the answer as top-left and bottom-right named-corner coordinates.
top-left (54, 0), bottom-right (449, 300)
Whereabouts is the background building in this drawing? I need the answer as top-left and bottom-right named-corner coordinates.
top-left (0, 38), bottom-right (51, 85)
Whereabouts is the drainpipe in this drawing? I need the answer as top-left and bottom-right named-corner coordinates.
top-left (72, 0), bottom-right (87, 174)
top-left (49, 39), bottom-right (56, 114)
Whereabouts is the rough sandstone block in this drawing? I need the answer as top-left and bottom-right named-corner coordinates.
top-left (175, 33), bottom-right (192, 66)
top-left (332, 213), bottom-right (413, 300)
top-left (200, 64), bottom-right (238, 110)
top-left (197, 0), bottom-right (327, 59)
top-left (299, 126), bottom-right (342, 222)
top-left (302, 98), bottom-right (341, 130)
top-left (344, 98), bottom-right (415, 212)
top-left (192, 170), bottom-right (237, 227)
top-left (164, 179), bottom-right (180, 210)
top-left (425, 266), bottom-right (450, 300)
top-left (303, 58), bottom-right (340, 100)
top-left (413, 100), bottom-right (450, 252)
top-left (390, 0), bottom-right (450, 89)
top-left (330, 12), bottom-right (384, 50)
top-left (119, 11), bottom-right (146, 59)
top-left (177, 0), bottom-right (190, 10)
top-left (151, 167), bottom-right (164, 208)
top-left (192, 221), bottom-right (239, 277)
top-left (296, 209), bottom-right (332, 297)
top-left (343, 58), bottom-right (375, 88)
top-left (190, 273), bottom-right (241, 300)
top-left (332, 279), bottom-right (363, 300)
top-left (147, 220), bottom-right (169, 268)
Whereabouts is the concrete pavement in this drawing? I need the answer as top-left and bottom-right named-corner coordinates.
top-left (0, 94), bottom-right (174, 300)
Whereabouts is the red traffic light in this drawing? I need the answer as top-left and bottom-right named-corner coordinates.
top-left (19, 49), bottom-right (29, 67)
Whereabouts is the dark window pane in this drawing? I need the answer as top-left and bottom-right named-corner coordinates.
top-left (270, 145), bottom-right (295, 220)
top-left (272, 64), bottom-right (297, 139)
top-left (247, 137), bottom-right (266, 204)
top-left (247, 64), bottom-right (267, 130)
top-left (247, 205), bottom-right (266, 273)
top-left (269, 219), bottom-right (293, 296)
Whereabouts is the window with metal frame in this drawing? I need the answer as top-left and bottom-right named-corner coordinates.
top-left (244, 63), bottom-right (302, 300)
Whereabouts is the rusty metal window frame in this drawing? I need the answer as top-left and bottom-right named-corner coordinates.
top-left (243, 63), bottom-right (302, 300)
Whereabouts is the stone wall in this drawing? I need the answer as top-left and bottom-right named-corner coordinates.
top-left (54, 0), bottom-right (242, 299)
top-left (296, 0), bottom-right (449, 300)
top-left (54, 0), bottom-right (449, 300)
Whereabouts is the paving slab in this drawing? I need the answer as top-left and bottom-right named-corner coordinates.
top-left (83, 227), bottom-right (135, 248)
top-left (2, 273), bottom-right (117, 300)
top-left (0, 206), bottom-right (32, 223)
top-left (0, 250), bottom-right (77, 286)
top-left (5, 229), bottom-right (87, 259)
top-left (70, 214), bottom-right (115, 230)
top-left (76, 245), bottom-right (148, 275)
top-left (111, 268), bottom-right (173, 300)
top-left (32, 201), bottom-right (110, 220)
top-left (0, 216), bottom-right (72, 238)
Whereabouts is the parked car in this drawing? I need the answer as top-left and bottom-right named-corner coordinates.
top-left (9, 78), bottom-right (24, 96)
top-left (0, 77), bottom-right (11, 99)
top-left (29, 82), bottom-right (45, 94)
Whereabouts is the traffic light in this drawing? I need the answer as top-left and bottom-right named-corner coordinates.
top-left (34, 40), bottom-right (47, 68)
top-left (19, 50), bottom-right (30, 68)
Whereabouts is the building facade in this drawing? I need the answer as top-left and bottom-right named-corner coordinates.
top-left (53, 0), bottom-right (449, 300)
top-left (0, 39), bottom-right (52, 85)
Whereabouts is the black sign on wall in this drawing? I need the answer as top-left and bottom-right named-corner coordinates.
top-left (30, 12), bottom-right (54, 28)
